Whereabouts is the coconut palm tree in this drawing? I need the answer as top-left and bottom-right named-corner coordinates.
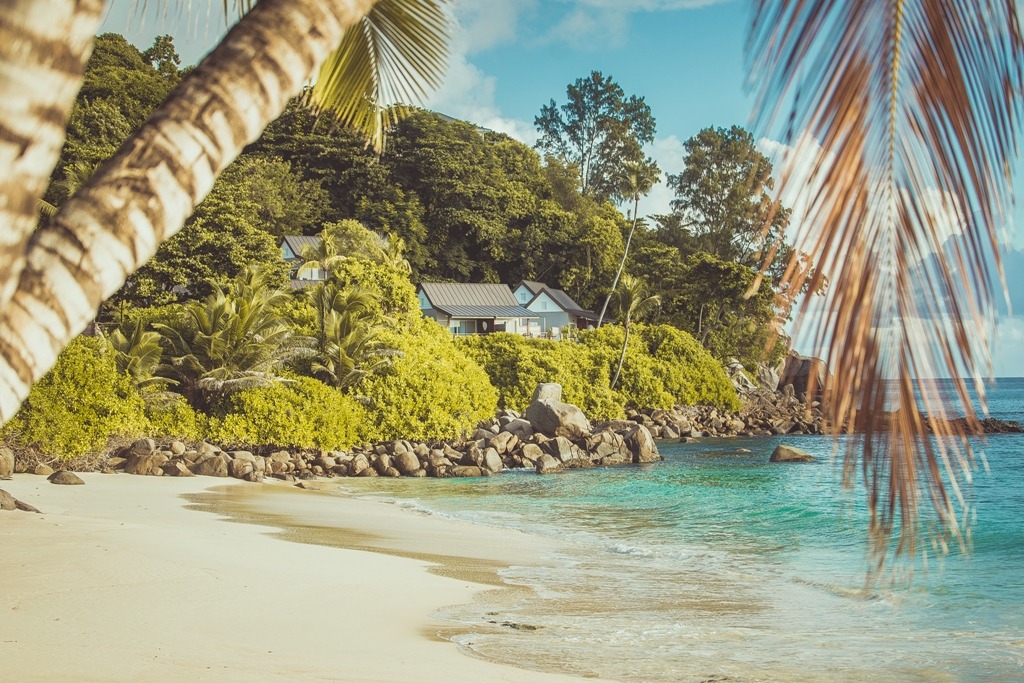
top-left (308, 282), bottom-right (378, 352)
top-left (106, 319), bottom-right (169, 392)
top-left (597, 156), bottom-right (661, 328)
top-left (155, 267), bottom-right (310, 410)
top-left (609, 274), bottom-right (661, 390)
top-left (747, 1), bottom-right (1024, 566)
top-left (312, 311), bottom-right (400, 389)
top-left (0, 0), bottom-right (450, 424)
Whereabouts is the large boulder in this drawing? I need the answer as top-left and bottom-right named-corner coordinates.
top-left (623, 425), bottom-right (660, 463)
top-left (482, 448), bottom-right (504, 474)
top-left (124, 453), bottom-right (169, 476)
top-left (778, 351), bottom-right (831, 399)
top-left (535, 454), bottom-right (564, 475)
top-left (191, 454), bottom-right (230, 477)
top-left (0, 447), bottom-right (14, 479)
top-left (532, 383), bottom-right (563, 403)
top-left (394, 450), bottom-right (422, 476)
top-left (128, 438), bottom-right (156, 457)
top-left (525, 399), bottom-right (591, 439)
top-left (770, 444), bottom-right (816, 463)
top-left (48, 470), bottom-right (85, 485)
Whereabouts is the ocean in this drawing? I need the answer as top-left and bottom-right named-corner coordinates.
top-left (332, 379), bottom-right (1024, 682)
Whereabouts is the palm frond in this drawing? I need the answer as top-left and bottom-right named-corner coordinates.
top-left (748, 0), bottom-right (1024, 568)
top-left (305, 0), bottom-right (451, 151)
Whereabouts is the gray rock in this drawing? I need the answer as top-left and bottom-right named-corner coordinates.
top-left (349, 454), bottom-right (371, 476)
top-left (519, 443), bottom-right (543, 465)
top-left (623, 425), bottom-right (660, 463)
top-left (501, 418), bottom-right (535, 440)
top-left (394, 450), bottom-right (421, 476)
top-left (0, 488), bottom-right (15, 510)
top-left (48, 470), bottom-right (84, 485)
top-left (169, 440), bottom-right (187, 456)
top-left (124, 453), bottom-right (169, 476)
top-left (129, 438), bottom-right (156, 457)
top-left (769, 444), bottom-right (816, 463)
top-left (482, 448), bottom-right (504, 474)
top-left (525, 399), bottom-right (591, 439)
top-left (0, 447), bottom-right (14, 479)
top-left (197, 442), bottom-right (220, 457)
top-left (451, 465), bottom-right (484, 478)
top-left (191, 454), bottom-right (230, 477)
top-left (15, 498), bottom-right (41, 513)
top-left (229, 458), bottom-right (255, 480)
top-left (160, 461), bottom-right (194, 477)
top-left (532, 383), bottom-right (563, 403)
top-left (488, 431), bottom-right (517, 455)
top-left (541, 436), bottom-right (575, 462)
top-left (33, 464), bottom-right (54, 476)
top-left (535, 454), bottom-right (564, 475)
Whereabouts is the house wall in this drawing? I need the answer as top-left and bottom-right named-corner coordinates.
top-left (513, 285), bottom-right (534, 305)
top-left (526, 291), bottom-right (570, 336)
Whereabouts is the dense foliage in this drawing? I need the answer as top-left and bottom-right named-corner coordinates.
top-left (14, 33), bottom-right (802, 459)
top-left (357, 320), bottom-right (498, 441)
top-left (208, 377), bottom-right (365, 450)
top-left (1, 338), bottom-right (149, 459)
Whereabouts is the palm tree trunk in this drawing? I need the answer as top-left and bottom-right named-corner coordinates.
top-left (597, 194), bottom-right (640, 327)
top-left (0, 0), bottom-right (377, 423)
top-left (611, 323), bottom-right (630, 390)
top-left (0, 0), bottom-right (104, 311)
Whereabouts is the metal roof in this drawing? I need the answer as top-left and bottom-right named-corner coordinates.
top-left (515, 280), bottom-right (546, 296)
top-left (419, 283), bottom-right (536, 319)
top-left (544, 288), bottom-right (596, 320)
top-left (280, 235), bottom-right (321, 258)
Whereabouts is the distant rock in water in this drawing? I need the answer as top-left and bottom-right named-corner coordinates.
top-left (769, 444), bottom-right (816, 463)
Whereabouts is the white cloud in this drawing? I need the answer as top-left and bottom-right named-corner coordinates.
top-left (450, 0), bottom-right (536, 53)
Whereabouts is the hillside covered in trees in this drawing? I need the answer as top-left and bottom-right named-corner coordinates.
top-left (7, 33), bottom-right (801, 462)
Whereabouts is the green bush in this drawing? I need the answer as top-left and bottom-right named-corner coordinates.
top-left (146, 396), bottom-right (207, 441)
top-left (1, 336), bottom-right (149, 459)
top-left (579, 324), bottom-right (740, 411)
top-left (357, 319), bottom-right (498, 441)
top-left (207, 376), bottom-right (365, 450)
top-left (639, 324), bottom-right (740, 410)
top-left (458, 333), bottom-right (624, 420)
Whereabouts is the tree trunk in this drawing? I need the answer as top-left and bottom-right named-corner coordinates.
top-left (611, 322), bottom-right (630, 390)
top-left (597, 193), bottom-right (640, 327)
top-left (0, 0), bottom-right (103, 309)
top-left (0, 0), bottom-right (377, 423)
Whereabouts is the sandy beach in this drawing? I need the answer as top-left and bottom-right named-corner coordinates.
top-left (0, 474), bottom-right (614, 682)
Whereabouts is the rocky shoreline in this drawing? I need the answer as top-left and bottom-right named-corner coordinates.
top-left (2, 380), bottom-right (1021, 498)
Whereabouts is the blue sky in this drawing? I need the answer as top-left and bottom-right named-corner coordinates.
top-left (100, 0), bottom-right (1024, 376)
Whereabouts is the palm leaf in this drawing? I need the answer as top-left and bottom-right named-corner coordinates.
top-left (305, 0), bottom-right (451, 151)
top-left (748, 1), bottom-right (1024, 568)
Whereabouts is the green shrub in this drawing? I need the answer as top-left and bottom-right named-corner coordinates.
top-left (458, 333), bottom-right (624, 420)
top-left (146, 396), bottom-right (206, 441)
top-left (1, 336), bottom-right (149, 459)
top-left (207, 376), bottom-right (365, 450)
top-left (357, 319), bottom-right (498, 441)
top-left (579, 324), bottom-right (740, 411)
top-left (640, 325), bottom-right (740, 410)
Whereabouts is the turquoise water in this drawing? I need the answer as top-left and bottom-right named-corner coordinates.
top-left (337, 379), bottom-right (1024, 682)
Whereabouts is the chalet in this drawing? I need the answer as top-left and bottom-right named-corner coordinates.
top-left (279, 235), bottom-right (326, 285)
top-left (512, 280), bottom-right (598, 338)
top-left (418, 282), bottom-right (537, 336)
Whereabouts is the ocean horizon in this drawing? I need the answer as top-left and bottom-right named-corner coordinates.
top-left (329, 377), bottom-right (1024, 682)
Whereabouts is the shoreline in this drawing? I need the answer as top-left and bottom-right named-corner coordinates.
top-left (0, 473), bottom-right (616, 683)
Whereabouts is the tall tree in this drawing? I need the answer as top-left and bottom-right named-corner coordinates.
top-left (666, 125), bottom-right (790, 269)
top-left (535, 71), bottom-right (656, 202)
top-left (748, 0), bottom-right (1023, 567)
top-left (597, 156), bottom-right (661, 327)
top-left (0, 0), bottom-right (450, 424)
top-left (609, 274), bottom-right (660, 390)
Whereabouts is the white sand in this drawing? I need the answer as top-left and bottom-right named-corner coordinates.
top-left (0, 474), bottom-right (615, 682)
